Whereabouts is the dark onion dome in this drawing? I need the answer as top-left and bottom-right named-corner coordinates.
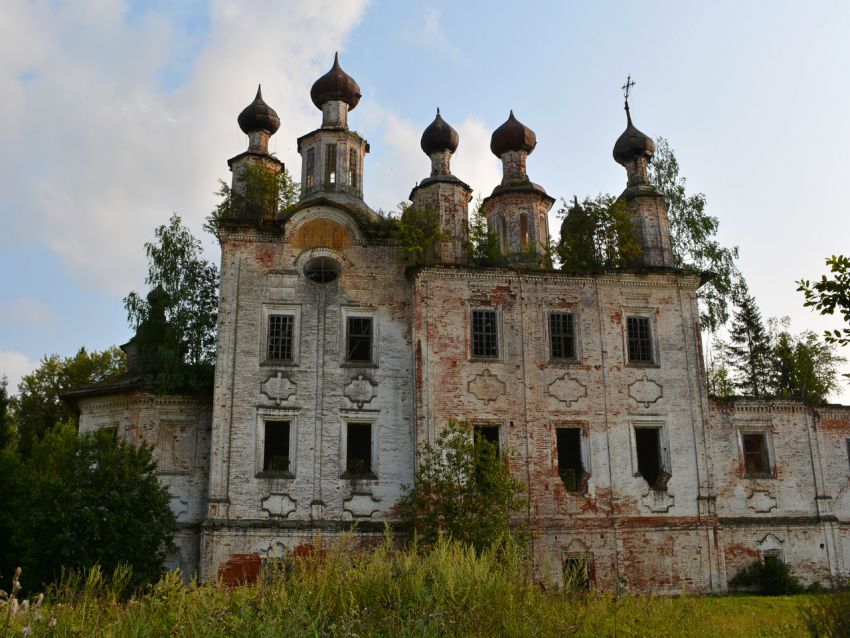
top-left (613, 104), bottom-right (655, 165)
top-left (490, 110), bottom-right (537, 157)
top-left (420, 108), bottom-right (459, 155)
top-left (310, 52), bottom-right (362, 111)
top-left (238, 85), bottom-right (280, 135)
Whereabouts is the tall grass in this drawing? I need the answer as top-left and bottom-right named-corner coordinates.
top-left (0, 535), bottom-right (822, 637)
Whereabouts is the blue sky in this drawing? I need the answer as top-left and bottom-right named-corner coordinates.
top-left (2, 0), bottom-right (849, 400)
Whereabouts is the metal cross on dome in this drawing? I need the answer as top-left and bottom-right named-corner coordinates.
top-left (622, 74), bottom-right (636, 101)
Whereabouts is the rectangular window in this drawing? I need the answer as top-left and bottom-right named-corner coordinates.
top-left (742, 432), bottom-right (771, 477)
top-left (635, 427), bottom-right (662, 487)
top-left (519, 213), bottom-right (529, 249)
top-left (345, 422), bottom-right (372, 476)
top-left (267, 314), bottom-right (294, 361)
top-left (556, 427), bottom-right (584, 492)
top-left (305, 148), bottom-right (315, 189)
top-left (348, 148), bottom-right (357, 187)
top-left (325, 144), bottom-right (337, 184)
top-left (263, 421), bottom-right (291, 473)
top-left (345, 316), bottom-right (373, 363)
top-left (627, 316), bottom-right (653, 363)
top-left (474, 424), bottom-right (501, 456)
top-left (563, 556), bottom-right (590, 589)
top-left (550, 313), bottom-right (576, 360)
top-left (471, 309), bottom-right (499, 358)
top-left (846, 438), bottom-right (850, 470)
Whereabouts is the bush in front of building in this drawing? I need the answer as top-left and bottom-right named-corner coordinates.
top-left (729, 555), bottom-right (804, 595)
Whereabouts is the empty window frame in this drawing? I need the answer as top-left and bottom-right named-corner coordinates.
top-left (305, 148), bottom-right (315, 189)
top-left (471, 309), bottom-right (499, 358)
top-left (519, 213), bottom-right (529, 249)
top-left (634, 426), bottom-right (665, 489)
top-left (626, 316), bottom-right (654, 364)
top-left (345, 422), bottom-right (372, 476)
top-left (846, 438), bottom-right (850, 470)
top-left (556, 427), bottom-right (585, 492)
top-left (263, 420), bottom-right (291, 473)
top-left (499, 216), bottom-right (508, 254)
top-left (267, 314), bottom-right (294, 361)
top-left (563, 556), bottom-right (590, 589)
top-left (345, 316), bottom-right (373, 363)
top-left (474, 424), bottom-right (501, 456)
top-left (550, 313), bottom-right (576, 360)
top-left (348, 148), bottom-right (358, 187)
top-left (741, 432), bottom-right (772, 477)
top-left (325, 144), bottom-right (337, 184)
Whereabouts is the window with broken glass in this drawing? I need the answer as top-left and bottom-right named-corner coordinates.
top-left (556, 427), bottom-right (586, 492)
top-left (471, 309), bottom-right (499, 358)
top-left (626, 316), bottom-right (653, 364)
top-left (267, 314), bottom-right (294, 361)
top-left (549, 313), bottom-right (576, 360)
top-left (634, 426), bottom-right (669, 490)
top-left (742, 432), bottom-right (772, 477)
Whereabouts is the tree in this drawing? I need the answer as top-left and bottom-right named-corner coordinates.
top-left (769, 320), bottom-right (844, 403)
top-left (648, 138), bottom-right (742, 332)
top-left (124, 214), bottom-right (219, 394)
top-left (798, 255), bottom-right (850, 347)
top-left (0, 376), bottom-right (11, 450)
top-left (393, 203), bottom-right (447, 265)
top-left (10, 424), bottom-right (177, 592)
top-left (705, 338), bottom-right (735, 399)
top-left (205, 164), bottom-right (299, 240)
top-left (396, 420), bottom-right (528, 553)
top-left (727, 284), bottom-right (773, 398)
top-left (467, 198), bottom-right (503, 267)
top-left (13, 347), bottom-right (126, 456)
top-left (556, 195), bottom-right (640, 270)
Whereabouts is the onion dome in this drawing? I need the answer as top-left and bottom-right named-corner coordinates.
top-left (420, 108), bottom-right (459, 155)
top-left (490, 110), bottom-right (537, 157)
top-left (237, 85), bottom-right (280, 135)
top-left (310, 52), bottom-right (361, 111)
top-left (613, 104), bottom-right (655, 165)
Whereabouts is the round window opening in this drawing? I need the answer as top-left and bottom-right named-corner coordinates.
top-left (304, 256), bottom-right (341, 284)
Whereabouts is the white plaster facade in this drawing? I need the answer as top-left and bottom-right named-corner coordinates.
top-left (70, 58), bottom-right (850, 592)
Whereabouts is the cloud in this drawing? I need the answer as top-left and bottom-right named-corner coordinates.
top-left (0, 297), bottom-right (58, 329)
top-left (413, 7), bottom-right (466, 64)
top-left (0, 0), bottom-right (369, 294)
top-left (453, 116), bottom-right (501, 202)
top-left (0, 351), bottom-right (38, 394)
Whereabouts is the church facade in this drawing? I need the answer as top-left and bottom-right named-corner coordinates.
top-left (69, 55), bottom-right (850, 593)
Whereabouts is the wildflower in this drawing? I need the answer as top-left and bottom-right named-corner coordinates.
top-left (21, 626), bottom-right (31, 636)
top-left (48, 617), bottom-right (57, 628)
top-left (34, 612), bottom-right (43, 622)
top-left (20, 600), bottom-right (29, 611)
top-left (10, 598), bottom-right (18, 615)
top-left (34, 594), bottom-right (44, 608)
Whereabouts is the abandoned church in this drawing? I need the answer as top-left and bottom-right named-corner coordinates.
top-left (65, 55), bottom-right (850, 593)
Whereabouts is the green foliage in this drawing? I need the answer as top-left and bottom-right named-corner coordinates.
top-left (394, 203), bottom-right (447, 265)
top-left (769, 320), bottom-right (845, 403)
top-left (798, 255), bottom-right (850, 348)
top-left (205, 164), bottom-right (299, 240)
top-left (727, 283), bottom-right (774, 398)
top-left (649, 138), bottom-right (741, 332)
top-left (556, 195), bottom-right (640, 270)
top-left (729, 556), bottom-right (804, 595)
top-left (124, 214), bottom-right (218, 394)
top-left (467, 197), bottom-right (503, 267)
top-left (396, 420), bottom-right (529, 553)
top-left (801, 579), bottom-right (850, 638)
top-left (8, 424), bottom-right (176, 593)
top-left (11, 347), bottom-right (126, 456)
top-left (0, 376), bottom-right (11, 450)
top-left (705, 338), bottom-right (735, 399)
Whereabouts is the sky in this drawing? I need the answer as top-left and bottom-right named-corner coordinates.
top-left (1, 0), bottom-right (849, 401)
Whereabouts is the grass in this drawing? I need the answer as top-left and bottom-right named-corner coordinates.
top-left (0, 536), bottom-right (834, 638)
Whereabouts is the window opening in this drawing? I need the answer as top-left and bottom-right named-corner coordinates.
top-left (325, 144), bottom-right (337, 185)
top-left (304, 256), bottom-right (340, 284)
top-left (550, 313), bottom-right (575, 360)
top-left (742, 432), bottom-right (771, 477)
top-left (348, 148), bottom-right (357, 187)
top-left (563, 557), bottom-right (590, 589)
top-left (846, 438), bottom-right (850, 470)
top-left (520, 213), bottom-right (529, 249)
top-left (263, 421), bottom-right (291, 473)
top-left (471, 309), bottom-right (498, 358)
top-left (499, 216), bottom-right (508, 254)
top-left (474, 425), bottom-right (500, 456)
top-left (635, 427), bottom-right (663, 488)
top-left (345, 422), bottom-right (372, 476)
top-left (627, 316), bottom-right (653, 363)
top-left (556, 427), bottom-right (584, 491)
top-left (346, 316), bottom-right (373, 362)
top-left (267, 314), bottom-right (294, 361)
top-left (305, 148), bottom-right (315, 189)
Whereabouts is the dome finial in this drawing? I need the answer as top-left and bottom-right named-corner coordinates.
top-left (490, 110), bottom-right (536, 157)
top-left (421, 108), bottom-right (459, 156)
top-left (311, 53), bottom-right (361, 111)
